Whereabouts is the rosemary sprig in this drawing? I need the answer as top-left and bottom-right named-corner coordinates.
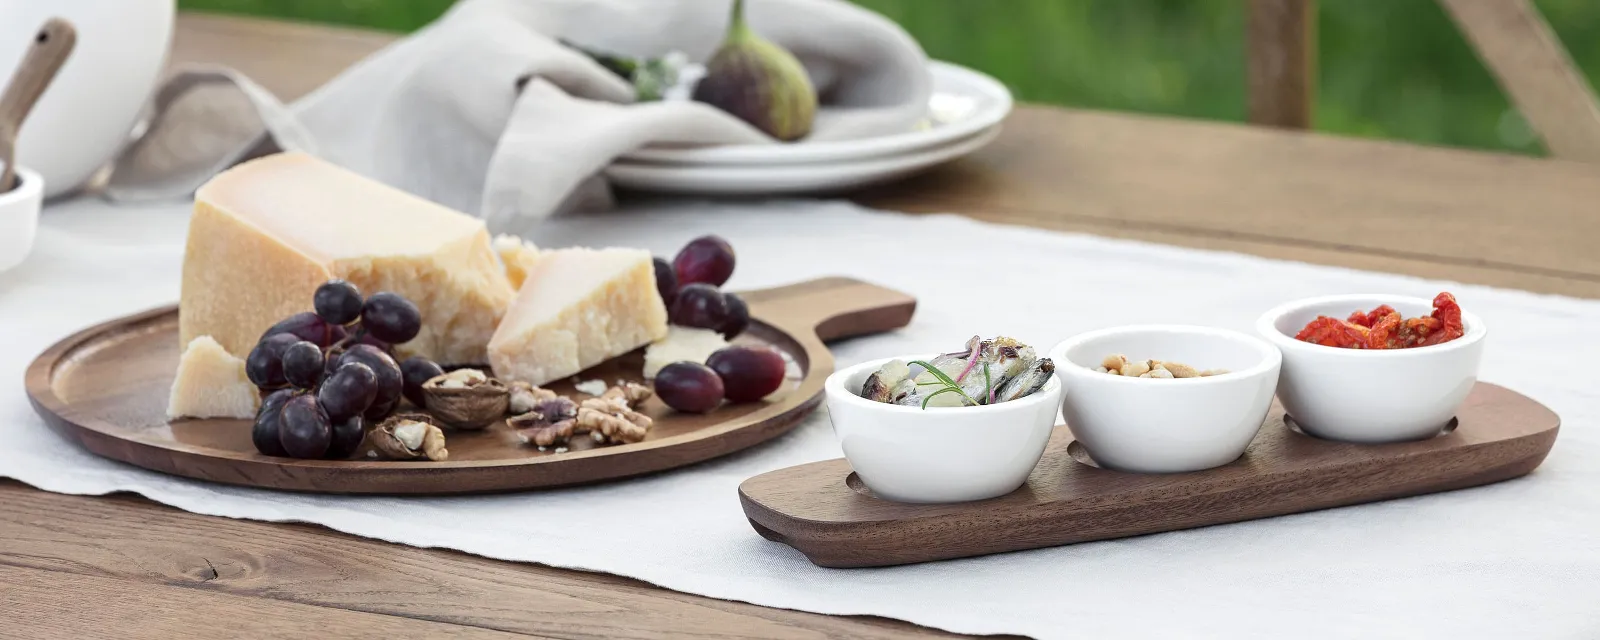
top-left (909, 359), bottom-right (998, 410)
top-left (920, 387), bottom-right (968, 408)
top-left (908, 360), bottom-right (977, 409)
top-left (983, 362), bottom-right (994, 404)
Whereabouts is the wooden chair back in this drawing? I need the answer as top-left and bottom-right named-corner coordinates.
top-left (1246, 0), bottom-right (1600, 162)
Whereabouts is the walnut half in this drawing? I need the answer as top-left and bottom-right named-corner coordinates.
top-left (371, 415), bottom-right (449, 461)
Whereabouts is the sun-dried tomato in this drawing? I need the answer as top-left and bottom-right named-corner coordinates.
top-left (1294, 293), bottom-right (1465, 350)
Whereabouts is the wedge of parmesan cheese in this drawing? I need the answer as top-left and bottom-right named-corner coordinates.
top-left (167, 336), bottom-right (260, 419)
top-left (179, 152), bottom-right (515, 365)
top-left (493, 234), bottom-right (542, 290)
top-left (642, 326), bottom-right (728, 378)
top-left (489, 248), bottom-right (669, 386)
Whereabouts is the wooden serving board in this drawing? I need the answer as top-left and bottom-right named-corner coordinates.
top-left (26, 277), bottom-right (915, 495)
top-left (740, 382), bottom-right (1558, 568)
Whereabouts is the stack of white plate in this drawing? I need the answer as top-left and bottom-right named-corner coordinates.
top-left (605, 61), bottom-right (1013, 196)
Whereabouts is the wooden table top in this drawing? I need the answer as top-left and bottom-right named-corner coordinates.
top-left (8, 11), bottom-right (1598, 639)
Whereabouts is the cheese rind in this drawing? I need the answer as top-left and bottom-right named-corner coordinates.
top-left (167, 336), bottom-right (260, 419)
top-left (489, 248), bottom-right (669, 386)
top-left (179, 152), bottom-right (515, 364)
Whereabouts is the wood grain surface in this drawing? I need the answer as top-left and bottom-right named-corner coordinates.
top-left (741, 383), bottom-right (1559, 568)
top-left (0, 481), bottom-right (998, 639)
top-left (4, 11), bottom-right (1587, 639)
top-left (24, 278), bottom-right (914, 494)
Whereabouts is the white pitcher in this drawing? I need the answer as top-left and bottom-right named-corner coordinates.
top-left (0, 0), bottom-right (175, 199)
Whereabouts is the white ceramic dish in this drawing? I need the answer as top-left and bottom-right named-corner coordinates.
top-left (1256, 294), bottom-right (1486, 443)
top-left (0, 0), bottom-right (174, 198)
top-left (621, 60), bottom-right (1012, 166)
top-left (607, 125), bottom-right (999, 196)
top-left (1049, 326), bottom-right (1282, 474)
top-left (824, 355), bottom-right (1063, 504)
top-left (0, 165), bottom-right (43, 273)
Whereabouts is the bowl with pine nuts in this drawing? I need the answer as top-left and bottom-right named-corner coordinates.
top-left (1048, 325), bottom-right (1281, 473)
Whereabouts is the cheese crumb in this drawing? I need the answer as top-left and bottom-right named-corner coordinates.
top-left (643, 326), bottom-right (729, 378)
top-left (574, 379), bottom-right (608, 396)
top-left (167, 336), bottom-right (260, 419)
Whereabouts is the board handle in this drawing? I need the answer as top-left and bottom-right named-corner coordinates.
top-left (739, 277), bottom-right (916, 344)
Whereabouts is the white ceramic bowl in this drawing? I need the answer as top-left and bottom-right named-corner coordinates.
top-left (824, 355), bottom-right (1063, 504)
top-left (1256, 294), bottom-right (1486, 443)
top-left (0, 166), bottom-right (43, 273)
top-left (0, 0), bottom-right (175, 198)
top-left (1048, 325), bottom-right (1282, 474)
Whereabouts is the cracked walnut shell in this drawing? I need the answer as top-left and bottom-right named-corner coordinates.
top-left (422, 368), bottom-right (509, 430)
top-left (372, 415), bottom-right (449, 461)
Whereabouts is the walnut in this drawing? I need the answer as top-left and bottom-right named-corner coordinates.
top-left (511, 383), bottom-right (653, 448)
top-left (422, 368), bottom-right (509, 430)
top-left (515, 417), bottom-right (579, 447)
top-left (371, 416), bottom-right (448, 461)
top-left (599, 382), bottom-right (653, 408)
top-left (508, 396), bottom-right (581, 447)
top-left (509, 381), bottom-right (559, 414)
top-left (575, 405), bottom-right (650, 444)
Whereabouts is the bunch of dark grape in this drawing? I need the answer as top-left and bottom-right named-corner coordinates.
top-left (246, 281), bottom-right (444, 459)
top-left (655, 235), bottom-right (748, 339)
top-left (651, 236), bottom-right (789, 414)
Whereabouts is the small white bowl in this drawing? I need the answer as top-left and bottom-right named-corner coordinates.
top-left (1257, 294), bottom-right (1486, 443)
top-left (824, 355), bottom-right (1063, 504)
top-left (1048, 326), bottom-right (1282, 474)
top-left (0, 166), bottom-right (44, 274)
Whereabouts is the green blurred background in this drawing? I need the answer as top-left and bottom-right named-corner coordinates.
top-left (178, 0), bottom-right (1600, 156)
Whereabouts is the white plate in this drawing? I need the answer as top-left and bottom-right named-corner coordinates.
top-left (606, 125), bottom-right (1000, 195)
top-left (620, 60), bottom-right (1012, 166)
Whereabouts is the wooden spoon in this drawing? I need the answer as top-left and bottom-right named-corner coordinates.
top-left (0, 19), bottom-right (76, 193)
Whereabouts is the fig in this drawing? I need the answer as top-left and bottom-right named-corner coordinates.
top-left (692, 0), bottom-right (817, 141)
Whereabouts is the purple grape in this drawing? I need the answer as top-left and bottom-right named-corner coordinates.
top-left (261, 311), bottom-right (345, 348)
top-left (246, 333), bottom-right (300, 390)
top-left (349, 331), bottom-right (392, 356)
top-left (318, 362), bottom-right (377, 423)
top-left (400, 356), bottom-right (445, 408)
top-left (720, 293), bottom-right (749, 339)
top-left (652, 257), bottom-right (678, 305)
top-left (669, 283), bottom-right (729, 331)
top-left (281, 341), bottom-right (325, 389)
top-left (252, 389), bottom-right (294, 456)
top-left (672, 235), bottom-right (735, 287)
top-left (706, 346), bottom-right (785, 403)
top-left (339, 344), bottom-right (403, 421)
top-left (361, 292), bottom-right (422, 344)
top-left (325, 416), bottom-right (365, 460)
top-left (278, 394), bottom-right (331, 459)
top-left (314, 279), bottom-right (364, 325)
top-left (654, 362), bottom-right (724, 413)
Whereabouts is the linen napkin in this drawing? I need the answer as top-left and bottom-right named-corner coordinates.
top-left (5, 197), bottom-right (1598, 640)
top-left (103, 0), bottom-right (931, 232)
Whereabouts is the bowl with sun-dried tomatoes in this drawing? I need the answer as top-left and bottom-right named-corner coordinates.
top-left (1255, 292), bottom-right (1485, 443)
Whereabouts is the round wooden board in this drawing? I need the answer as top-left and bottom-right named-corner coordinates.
top-left (25, 278), bottom-right (915, 495)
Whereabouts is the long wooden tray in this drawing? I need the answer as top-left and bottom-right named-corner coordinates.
top-left (26, 277), bottom-right (915, 495)
top-left (739, 382), bottom-right (1558, 568)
